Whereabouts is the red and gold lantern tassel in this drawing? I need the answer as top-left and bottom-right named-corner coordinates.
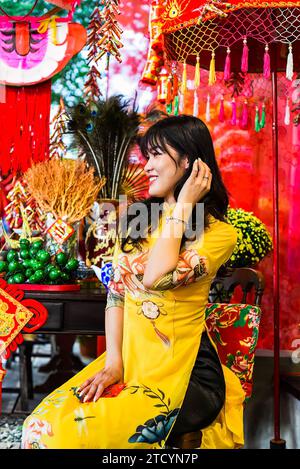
top-left (263, 44), bottom-right (271, 79)
top-left (209, 51), bottom-right (216, 86)
top-left (224, 47), bottom-right (231, 81)
top-left (241, 37), bottom-right (249, 73)
top-left (194, 55), bottom-right (200, 88)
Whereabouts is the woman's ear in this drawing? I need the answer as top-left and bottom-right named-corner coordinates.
top-left (183, 156), bottom-right (189, 169)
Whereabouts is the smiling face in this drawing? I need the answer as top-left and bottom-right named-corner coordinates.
top-left (143, 142), bottom-right (189, 203)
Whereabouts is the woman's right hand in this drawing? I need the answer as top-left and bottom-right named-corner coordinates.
top-left (78, 364), bottom-right (123, 403)
top-left (177, 158), bottom-right (212, 206)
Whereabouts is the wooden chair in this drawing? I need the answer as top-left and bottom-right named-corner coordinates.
top-left (209, 267), bottom-right (265, 306)
top-left (0, 279), bottom-right (48, 413)
top-left (165, 267), bottom-right (265, 449)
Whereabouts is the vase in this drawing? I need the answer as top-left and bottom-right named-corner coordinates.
top-left (85, 199), bottom-right (119, 268)
top-left (45, 213), bottom-right (80, 259)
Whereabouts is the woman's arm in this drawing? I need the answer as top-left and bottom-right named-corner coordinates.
top-left (142, 202), bottom-right (193, 289)
top-left (104, 305), bottom-right (124, 369)
top-left (143, 159), bottom-right (212, 289)
top-left (78, 304), bottom-right (124, 403)
top-left (78, 241), bottom-right (125, 402)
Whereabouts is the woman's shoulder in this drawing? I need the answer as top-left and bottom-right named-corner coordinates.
top-left (207, 215), bottom-right (238, 243)
top-left (188, 216), bottom-right (237, 270)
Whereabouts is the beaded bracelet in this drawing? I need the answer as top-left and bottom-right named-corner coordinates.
top-left (165, 216), bottom-right (187, 229)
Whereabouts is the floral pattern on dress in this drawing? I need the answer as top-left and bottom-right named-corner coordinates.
top-left (136, 300), bottom-right (170, 347)
top-left (22, 417), bottom-right (54, 449)
top-left (31, 390), bottom-right (68, 417)
top-left (117, 247), bottom-right (208, 294)
top-left (124, 384), bottom-right (180, 446)
top-left (118, 250), bottom-right (164, 299)
top-left (107, 244), bottom-right (209, 302)
top-left (151, 248), bottom-right (209, 291)
top-left (106, 266), bottom-right (125, 309)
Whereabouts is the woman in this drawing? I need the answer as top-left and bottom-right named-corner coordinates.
top-left (22, 115), bottom-right (245, 449)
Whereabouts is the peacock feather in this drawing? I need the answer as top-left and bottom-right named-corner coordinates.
top-left (66, 95), bottom-right (140, 200)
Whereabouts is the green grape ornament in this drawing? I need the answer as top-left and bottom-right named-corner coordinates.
top-left (65, 258), bottom-right (79, 272)
top-left (7, 251), bottom-right (18, 262)
top-left (0, 261), bottom-right (8, 273)
top-left (55, 252), bottom-right (68, 267)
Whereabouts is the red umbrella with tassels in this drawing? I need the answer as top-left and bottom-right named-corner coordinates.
top-left (142, 0), bottom-right (300, 449)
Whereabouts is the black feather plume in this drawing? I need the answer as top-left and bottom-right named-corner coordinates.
top-left (66, 95), bottom-right (140, 199)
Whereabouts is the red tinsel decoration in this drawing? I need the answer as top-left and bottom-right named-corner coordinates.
top-left (0, 80), bottom-right (51, 177)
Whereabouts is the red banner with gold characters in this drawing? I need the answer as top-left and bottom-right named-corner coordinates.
top-left (0, 279), bottom-right (48, 361)
top-left (0, 287), bottom-right (33, 358)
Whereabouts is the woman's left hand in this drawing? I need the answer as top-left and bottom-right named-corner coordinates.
top-left (78, 364), bottom-right (123, 403)
top-left (177, 158), bottom-right (212, 206)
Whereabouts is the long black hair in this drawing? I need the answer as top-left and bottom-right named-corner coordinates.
top-left (120, 115), bottom-right (229, 253)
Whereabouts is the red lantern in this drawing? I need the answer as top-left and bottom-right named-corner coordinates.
top-left (141, 49), bottom-right (164, 85)
top-left (140, 0), bottom-right (164, 85)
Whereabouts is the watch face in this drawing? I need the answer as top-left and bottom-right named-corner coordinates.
top-left (0, 19), bottom-right (86, 86)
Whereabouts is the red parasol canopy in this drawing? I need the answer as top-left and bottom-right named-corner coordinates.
top-left (158, 0), bottom-right (300, 72)
top-left (160, 0), bottom-right (300, 31)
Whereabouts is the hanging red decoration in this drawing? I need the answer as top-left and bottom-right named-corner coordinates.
top-left (0, 80), bottom-right (51, 177)
top-left (84, 65), bottom-right (102, 103)
top-left (0, 173), bottom-right (14, 219)
top-left (94, 1), bottom-right (123, 66)
top-left (0, 15), bottom-right (86, 180)
top-left (141, 0), bottom-right (164, 84)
